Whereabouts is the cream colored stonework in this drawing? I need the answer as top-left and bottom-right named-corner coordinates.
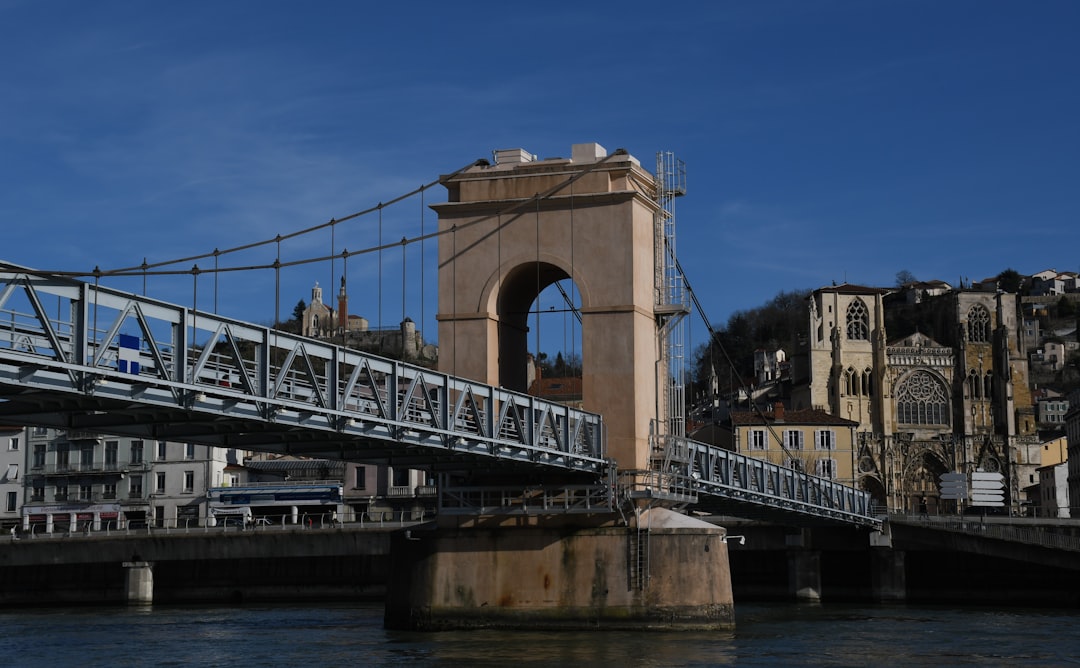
top-left (432, 144), bottom-right (665, 471)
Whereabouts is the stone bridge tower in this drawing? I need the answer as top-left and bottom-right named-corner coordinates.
top-left (432, 143), bottom-right (664, 471)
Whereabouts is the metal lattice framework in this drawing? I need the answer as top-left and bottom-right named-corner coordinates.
top-left (636, 435), bottom-right (881, 528)
top-left (0, 263), bottom-right (882, 528)
top-left (0, 264), bottom-right (606, 473)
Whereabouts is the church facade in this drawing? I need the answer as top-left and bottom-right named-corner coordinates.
top-left (791, 284), bottom-right (1038, 513)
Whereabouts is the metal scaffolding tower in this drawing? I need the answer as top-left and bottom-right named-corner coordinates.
top-left (654, 152), bottom-right (689, 439)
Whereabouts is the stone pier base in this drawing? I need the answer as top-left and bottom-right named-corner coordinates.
top-left (123, 561), bottom-right (154, 605)
top-left (384, 508), bottom-right (733, 630)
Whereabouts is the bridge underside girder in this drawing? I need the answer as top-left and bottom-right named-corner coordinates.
top-left (0, 388), bottom-right (599, 478)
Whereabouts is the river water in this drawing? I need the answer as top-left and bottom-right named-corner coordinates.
top-left (2, 601), bottom-right (1077, 667)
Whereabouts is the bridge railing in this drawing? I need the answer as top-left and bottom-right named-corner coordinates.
top-left (893, 514), bottom-right (1080, 552)
top-left (13, 508), bottom-right (435, 540)
top-left (651, 434), bottom-right (880, 528)
top-left (0, 264), bottom-right (606, 472)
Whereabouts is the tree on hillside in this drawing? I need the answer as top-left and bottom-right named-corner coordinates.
top-left (997, 268), bottom-right (1023, 294)
top-left (690, 288), bottom-right (810, 397)
top-left (291, 299), bottom-right (307, 322)
top-left (1056, 296), bottom-right (1076, 318)
top-left (895, 270), bottom-right (916, 286)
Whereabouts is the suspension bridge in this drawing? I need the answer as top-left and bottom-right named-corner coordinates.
top-left (1, 142), bottom-right (882, 629)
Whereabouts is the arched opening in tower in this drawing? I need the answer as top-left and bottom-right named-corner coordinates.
top-left (497, 261), bottom-right (583, 398)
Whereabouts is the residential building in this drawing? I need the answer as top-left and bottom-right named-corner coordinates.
top-left (717, 404), bottom-right (859, 488)
top-left (1037, 462), bottom-right (1070, 518)
top-left (21, 427), bottom-right (241, 532)
top-left (1067, 402), bottom-right (1080, 518)
top-left (0, 426), bottom-right (23, 532)
top-left (1037, 395), bottom-right (1070, 427)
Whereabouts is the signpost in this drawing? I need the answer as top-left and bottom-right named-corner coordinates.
top-left (970, 471), bottom-right (1006, 508)
top-left (939, 472), bottom-right (967, 501)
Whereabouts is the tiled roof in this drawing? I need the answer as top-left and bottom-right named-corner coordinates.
top-left (729, 408), bottom-right (858, 427)
top-left (529, 376), bottom-right (583, 399)
top-left (813, 283), bottom-right (890, 296)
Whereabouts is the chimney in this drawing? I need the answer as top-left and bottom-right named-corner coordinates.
top-left (773, 403), bottom-right (785, 421)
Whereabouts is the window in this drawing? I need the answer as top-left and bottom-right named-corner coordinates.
top-left (56, 443), bottom-right (70, 471)
top-left (846, 299), bottom-right (869, 340)
top-left (79, 484), bottom-right (92, 501)
top-left (130, 441), bottom-right (144, 464)
top-left (157, 441), bottom-right (167, 460)
top-left (32, 485), bottom-right (44, 501)
top-left (32, 426), bottom-right (48, 437)
top-left (155, 472), bottom-right (166, 494)
top-left (183, 471), bottom-right (194, 493)
top-left (55, 484), bottom-right (68, 501)
top-left (392, 467), bottom-right (410, 487)
top-left (7, 436), bottom-right (18, 451)
top-left (185, 443), bottom-right (195, 460)
top-left (129, 475), bottom-right (143, 499)
top-left (5, 491), bottom-right (15, 512)
top-left (103, 483), bottom-right (117, 500)
top-left (105, 441), bottom-right (118, 468)
top-left (783, 430), bottom-right (804, 450)
top-left (896, 370), bottom-right (950, 426)
top-left (786, 458), bottom-right (804, 472)
top-left (33, 444), bottom-right (46, 468)
top-left (749, 429), bottom-right (767, 451)
top-left (355, 465), bottom-right (367, 490)
top-left (815, 430), bottom-right (836, 450)
top-left (81, 444), bottom-right (94, 471)
top-left (967, 304), bottom-right (990, 343)
top-left (816, 459), bottom-right (837, 479)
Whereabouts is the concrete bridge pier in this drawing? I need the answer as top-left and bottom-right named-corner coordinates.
top-left (870, 525), bottom-right (906, 601)
top-left (786, 530), bottom-right (821, 602)
top-left (871, 549), bottom-right (907, 601)
top-left (384, 508), bottom-right (734, 630)
top-left (123, 560), bottom-right (154, 605)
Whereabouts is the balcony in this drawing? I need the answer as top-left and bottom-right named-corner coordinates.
top-left (32, 461), bottom-right (149, 476)
top-left (62, 431), bottom-right (101, 442)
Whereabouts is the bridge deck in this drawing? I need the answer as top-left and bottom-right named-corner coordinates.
top-left (0, 263), bottom-right (879, 528)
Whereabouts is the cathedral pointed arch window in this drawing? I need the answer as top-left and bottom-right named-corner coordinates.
top-left (896, 370), bottom-right (950, 426)
top-left (862, 367), bottom-right (873, 396)
top-left (967, 304), bottom-right (990, 343)
top-left (967, 369), bottom-right (981, 399)
top-left (846, 299), bottom-right (869, 340)
top-left (843, 367), bottom-right (855, 396)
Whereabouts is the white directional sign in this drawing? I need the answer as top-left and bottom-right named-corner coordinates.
top-left (969, 471), bottom-right (1005, 507)
top-left (939, 472), bottom-right (967, 500)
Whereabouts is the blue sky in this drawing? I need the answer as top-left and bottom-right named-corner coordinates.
top-left (2, 1), bottom-right (1078, 355)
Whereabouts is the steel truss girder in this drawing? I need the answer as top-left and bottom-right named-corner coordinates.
top-left (653, 434), bottom-right (881, 529)
top-left (0, 264), bottom-right (606, 474)
top-left (437, 483), bottom-right (613, 516)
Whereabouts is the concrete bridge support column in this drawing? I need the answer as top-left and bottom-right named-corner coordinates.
top-left (123, 561), bottom-right (154, 605)
top-left (787, 550), bottom-right (822, 602)
top-left (385, 509), bottom-right (733, 630)
top-left (786, 530), bottom-right (821, 601)
top-left (871, 549), bottom-right (906, 602)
